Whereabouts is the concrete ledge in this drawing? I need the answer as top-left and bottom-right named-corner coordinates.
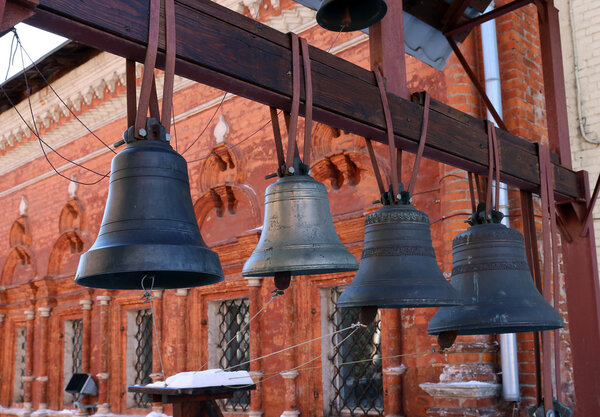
top-left (420, 381), bottom-right (502, 399)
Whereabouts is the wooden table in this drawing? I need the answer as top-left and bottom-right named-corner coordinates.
top-left (128, 384), bottom-right (256, 417)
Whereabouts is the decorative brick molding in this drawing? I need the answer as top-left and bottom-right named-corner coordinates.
top-left (175, 288), bottom-right (189, 296)
top-left (79, 300), bottom-right (92, 310)
top-left (37, 307), bottom-right (51, 318)
top-left (24, 310), bottom-right (35, 320)
top-left (245, 277), bottom-right (263, 287)
top-left (95, 296), bottom-right (111, 305)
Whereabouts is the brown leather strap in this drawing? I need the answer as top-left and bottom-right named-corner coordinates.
top-left (270, 107), bottom-right (285, 169)
top-left (407, 92), bottom-right (431, 195)
top-left (286, 32), bottom-right (301, 172)
top-left (374, 68), bottom-right (399, 201)
top-left (468, 172), bottom-right (477, 213)
top-left (149, 75), bottom-right (160, 119)
top-left (300, 38), bottom-right (313, 167)
top-left (126, 59), bottom-right (137, 128)
top-left (485, 121), bottom-right (500, 217)
top-left (161, 0), bottom-right (176, 132)
top-left (134, 0), bottom-right (161, 138)
top-left (365, 138), bottom-right (386, 195)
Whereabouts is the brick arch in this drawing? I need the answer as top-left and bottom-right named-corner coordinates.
top-left (9, 216), bottom-right (31, 247)
top-left (309, 122), bottom-right (341, 162)
top-left (46, 230), bottom-right (85, 277)
top-left (194, 183), bottom-right (261, 247)
top-left (2, 245), bottom-right (36, 286)
top-left (198, 142), bottom-right (245, 193)
top-left (58, 199), bottom-right (85, 233)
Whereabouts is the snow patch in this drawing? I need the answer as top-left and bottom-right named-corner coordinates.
top-left (144, 369), bottom-right (253, 389)
top-left (145, 412), bottom-right (171, 417)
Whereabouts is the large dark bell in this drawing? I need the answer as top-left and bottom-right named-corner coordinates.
top-left (75, 136), bottom-right (224, 290)
top-left (242, 175), bottom-right (358, 277)
top-left (428, 222), bottom-right (563, 335)
top-left (317, 0), bottom-right (387, 32)
top-left (338, 204), bottom-right (462, 308)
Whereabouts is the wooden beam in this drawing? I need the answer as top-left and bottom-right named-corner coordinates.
top-left (13, 0), bottom-right (582, 200)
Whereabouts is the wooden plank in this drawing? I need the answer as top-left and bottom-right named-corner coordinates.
top-left (17, 0), bottom-right (582, 200)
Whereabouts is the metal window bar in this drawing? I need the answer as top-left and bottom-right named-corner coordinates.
top-left (328, 287), bottom-right (383, 417)
top-left (14, 327), bottom-right (27, 403)
top-left (71, 319), bottom-right (83, 376)
top-left (217, 298), bottom-right (250, 411)
top-left (133, 309), bottom-right (153, 408)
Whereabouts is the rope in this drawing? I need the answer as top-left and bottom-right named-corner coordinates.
top-left (224, 322), bottom-right (362, 371)
top-left (141, 275), bottom-right (167, 385)
top-left (197, 291), bottom-right (282, 371)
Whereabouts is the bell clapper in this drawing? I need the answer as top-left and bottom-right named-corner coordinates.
top-left (341, 7), bottom-right (351, 29)
top-left (274, 271), bottom-right (292, 291)
top-left (358, 306), bottom-right (378, 325)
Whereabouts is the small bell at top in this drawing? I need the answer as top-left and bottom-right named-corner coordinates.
top-left (338, 186), bottom-right (462, 309)
top-left (317, 0), bottom-right (388, 32)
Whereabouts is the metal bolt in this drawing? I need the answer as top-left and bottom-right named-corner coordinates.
top-left (138, 128), bottom-right (147, 137)
top-left (308, 169), bottom-right (312, 175)
top-left (165, 133), bottom-right (171, 142)
top-left (288, 167), bottom-right (295, 174)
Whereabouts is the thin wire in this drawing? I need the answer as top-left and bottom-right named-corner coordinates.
top-left (4, 33), bottom-right (18, 81)
top-left (0, 83), bottom-right (110, 184)
top-left (223, 324), bottom-right (363, 389)
top-left (197, 291), bottom-right (281, 372)
top-left (186, 116), bottom-right (272, 163)
top-left (141, 274), bottom-right (167, 386)
top-left (181, 93), bottom-right (227, 155)
top-left (224, 322), bottom-right (361, 371)
top-left (12, 30), bottom-right (116, 154)
top-left (326, 25), bottom-right (346, 53)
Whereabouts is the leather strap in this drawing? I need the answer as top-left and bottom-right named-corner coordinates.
top-left (485, 121), bottom-right (500, 217)
top-left (270, 107), bottom-right (285, 170)
top-left (286, 33), bottom-right (301, 172)
top-left (126, 59), bottom-right (137, 128)
top-left (161, 0), bottom-right (176, 132)
top-left (407, 92), bottom-right (431, 195)
top-left (300, 37), bottom-right (313, 167)
top-left (374, 68), bottom-right (399, 201)
top-left (134, 0), bottom-right (161, 138)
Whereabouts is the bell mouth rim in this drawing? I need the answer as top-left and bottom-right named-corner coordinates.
top-left (242, 264), bottom-right (359, 277)
top-left (75, 271), bottom-right (224, 290)
top-left (427, 322), bottom-right (564, 336)
top-left (337, 299), bottom-right (465, 308)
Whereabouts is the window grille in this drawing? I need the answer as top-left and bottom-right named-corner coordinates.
top-left (133, 309), bottom-right (153, 408)
top-left (71, 319), bottom-right (83, 375)
top-left (217, 298), bottom-right (250, 411)
top-left (327, 287), bottom-right (383, 417)
top-left (14, 327), bottom-right (27, 404)
top-left (64, 319), bottom-right (83, 405)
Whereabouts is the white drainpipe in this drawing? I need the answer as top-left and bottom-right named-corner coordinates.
top-left (481, 3), bottom-right (521, 402)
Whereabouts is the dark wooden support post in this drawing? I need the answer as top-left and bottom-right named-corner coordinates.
top-left (369, 2), bottom-right (405, 416)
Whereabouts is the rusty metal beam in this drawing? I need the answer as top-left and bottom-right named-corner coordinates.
top-left (2, 0), bottom-right (583, 202)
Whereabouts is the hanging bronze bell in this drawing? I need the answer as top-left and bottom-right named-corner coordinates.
top-left (75, 119), bottom-right (224, 290)
top-left (242, 174), bottom-right (358, 281)
top-left (316, 0), bottom-right (388, 32)
top-left (338, 201), bottom-right (462, 308)
top-left (428, 221), bottom-right (563, 335)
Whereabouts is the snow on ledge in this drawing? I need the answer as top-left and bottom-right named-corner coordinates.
top-left (420, 381), bottom-right (501, 399)
top-left (144, 369), bottom-right (253, 389)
